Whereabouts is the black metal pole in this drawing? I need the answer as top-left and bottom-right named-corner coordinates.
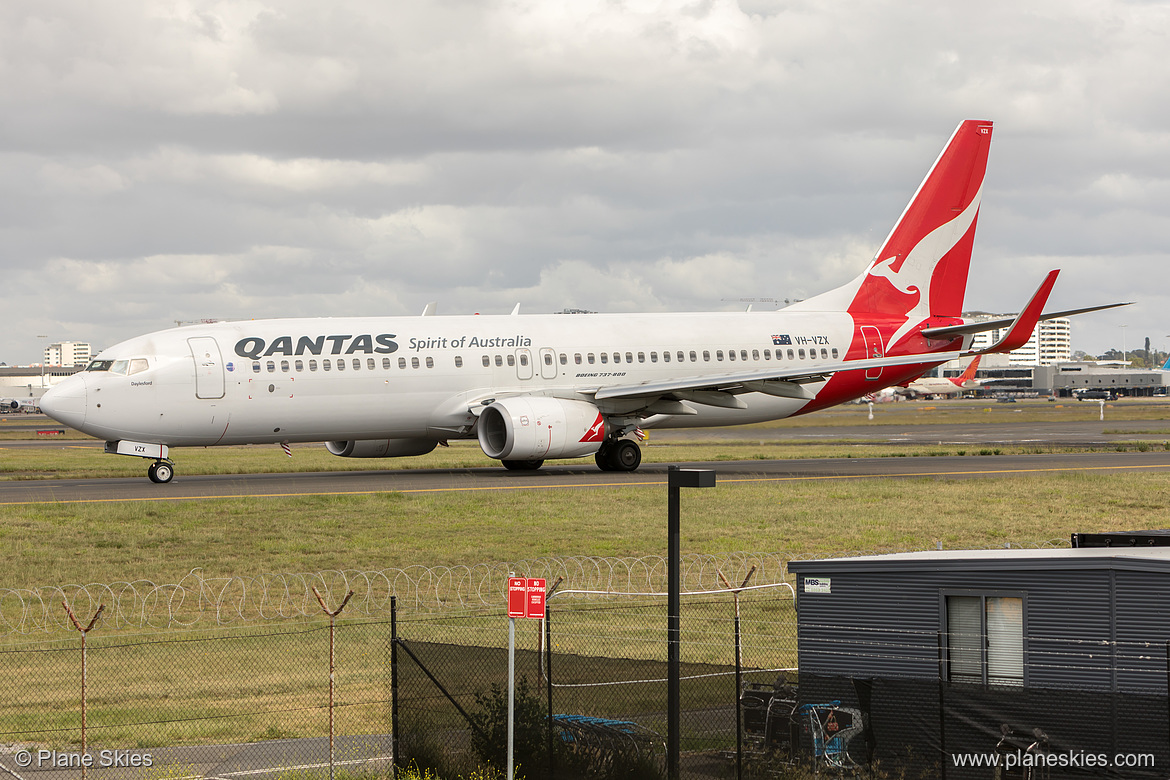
top-left (668, 466), bottom-right (681, 780)
top-left (734, 610), bottom-right (743, 780)
top-left (547, 603), bottom-right (555, 780)
top-left (391, 596), bottom-right (400, 779)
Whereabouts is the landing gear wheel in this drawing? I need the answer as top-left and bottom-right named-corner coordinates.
top-left (595, 442), bottom-right (616, 471)
top-left (502, 458), bottom-right (544, 471)
top-left (611, 439), bottom-right (642, 472)
top-left (148, 461), bottom-right (174, 484)
top-left (595, 440), bottom-right (642, 472)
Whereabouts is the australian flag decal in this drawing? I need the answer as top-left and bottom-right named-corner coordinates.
top-left (772, 334), bottom-right (792, 346)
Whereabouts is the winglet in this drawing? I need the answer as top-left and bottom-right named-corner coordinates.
top-left (972, 270), bottom-right (1059, 355)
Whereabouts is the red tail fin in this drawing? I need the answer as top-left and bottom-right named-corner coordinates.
top-left (788, 122), bottom-right (993, 349)
top-left (953, 355), bottom-right (981, 387)
top-left (853, 120), bottom-right (993, 320)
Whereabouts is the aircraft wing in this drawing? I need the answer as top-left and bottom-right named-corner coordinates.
top-left (589, 350), bottom-right (963, 405)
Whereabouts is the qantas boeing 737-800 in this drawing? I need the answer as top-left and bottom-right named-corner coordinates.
top-left (39, 120), bottom-right (1126, 483)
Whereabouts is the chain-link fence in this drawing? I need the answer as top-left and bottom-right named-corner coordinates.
top-left (1, 618), bottom-right (395, 779)
top-left (393, 585), bottom-right (797, 780)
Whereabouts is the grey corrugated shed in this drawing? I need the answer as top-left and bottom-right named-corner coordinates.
top-left (789, 548), bottom-right (1170, 692)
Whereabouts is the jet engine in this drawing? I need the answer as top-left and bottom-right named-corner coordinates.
top-left (325, 438), bottom-right (438, 458)
top-left (477, 397), bottom-right (606, 461)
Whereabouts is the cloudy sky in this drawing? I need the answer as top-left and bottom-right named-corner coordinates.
top-left (2, 0), bottom-right (1167, 365)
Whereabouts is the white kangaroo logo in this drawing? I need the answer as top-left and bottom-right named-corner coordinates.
top-left (867, 185), bottom-right (982, 348)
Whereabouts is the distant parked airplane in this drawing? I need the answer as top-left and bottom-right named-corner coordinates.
top-left (40, 120), bottom-right (1128, 482)
top-left (900, 356), bottom-right (985, 398)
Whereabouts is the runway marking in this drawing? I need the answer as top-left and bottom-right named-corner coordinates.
top-left (2, 461), bottom-right (1170, 506)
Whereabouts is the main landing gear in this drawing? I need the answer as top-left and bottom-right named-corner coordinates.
top-left (147, 460), bottom-right (175, 484)
top-left (595, 439), bottom-right (642, 472)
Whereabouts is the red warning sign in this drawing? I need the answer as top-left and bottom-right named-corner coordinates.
top-left (507, 577), bottom-right (527, 618)
top-left (526, 578), bottom-right (546, 619)
top-left (507, 577), bottom-right (547, 619)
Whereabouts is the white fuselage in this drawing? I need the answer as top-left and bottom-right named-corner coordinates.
top-left (45, 310), bottom-right (865, 447)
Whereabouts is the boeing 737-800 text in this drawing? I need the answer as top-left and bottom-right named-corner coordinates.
top-left (39, 120), bottom-right (1124, 482)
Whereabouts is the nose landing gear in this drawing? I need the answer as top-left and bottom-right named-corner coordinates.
top-left (147, 460), bottom-right (175, 484)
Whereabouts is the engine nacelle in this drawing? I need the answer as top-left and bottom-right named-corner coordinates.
top-left (325, 439), bottom-right (439, 458)
top-left (477, 397), bottom-right (606, 461)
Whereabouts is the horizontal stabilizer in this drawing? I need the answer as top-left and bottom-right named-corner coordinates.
top-left (921, 300), bottom-right (1133, 341)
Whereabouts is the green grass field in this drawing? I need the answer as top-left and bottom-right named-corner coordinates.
top-left (4, 398), bottom-right (1170, 751)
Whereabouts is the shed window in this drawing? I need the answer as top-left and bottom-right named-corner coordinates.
top-left (945, 595), bottom-right (1024, 686)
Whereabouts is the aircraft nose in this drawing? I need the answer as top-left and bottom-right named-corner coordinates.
top-left (40, 376), bottom-right (87, 429)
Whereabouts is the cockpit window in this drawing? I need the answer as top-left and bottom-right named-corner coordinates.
top-left (86, 358), bottom-right (150, 375)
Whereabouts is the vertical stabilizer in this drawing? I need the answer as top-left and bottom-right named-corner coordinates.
top-left (954, 355), bottom-right (982, 387)
top-left (790, 120), bottom-right (993, 350)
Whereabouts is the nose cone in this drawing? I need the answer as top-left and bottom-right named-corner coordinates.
top-left (40, 376), bottom-right (87, 430)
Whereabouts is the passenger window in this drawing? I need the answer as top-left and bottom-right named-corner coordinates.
top-left (728, 350), bottom-right (736, 361)
top-left (507, 355), bottom-right (515, 367)
top-left (295, 360), bottom-right (304, 371)
top-left (412, 357), bottom-right (420, 369)
top-left (426, 357), bottom-right (434, 368)
top-left (353, 359), bottom-right (361, 370)
top-left (612, 353), bottom-right (620, 364)
top-left (383, 357), bottom-right (392, 369)
top-left (821, 348), bottom-right (828, 359)
top-left (763, 350), bottom-right (770, 361)
top-left (483, 355), bottom-right (491, 367)
top-left (560, 354), bottom-right (567, 365)
top-left (752, 350), bottom-right (760, 361)
top-left (588, 354), bottom-right (595, 364)
top-left (495, 355), bottom-right (503, 367)
top-left (455, 356), bottom-right (463, 368)
top-left (787, 349), bottom-right (795, 360)
top-left (399, 357), bottom-right (407, 369)
top-left (520, 353), bottom-right (529, 366)
top-left (798, 349), bottom-right (806, 359)
top-left (600, 353), bottom-right (608, 364)
top-left (638, 352), bottom-right (645, 363)
top-left (367, 358), bottom-right (376, 370)
top-left (267, 361), bottom-right (276, 373)
top-left (626, 352), bottom-right (633, 363)
top-left (716, 350), bottom-right (724, 361)
top-left (252, 362), bottom-right (261, 373)
top-left (832, 348), bottom-right (839, 359)
top-left (323, 360), bottom-right (331, 371)
top-left (741, 350), bottom-right (748, 361)
top-left (544, 353), bottom-right (553, 365)
top-left (575, 353), bottom-right (583, 365)
top-left (651, 352), bottom-right (658, 363)
top-left (689, 351), bottom-right (697, 362)
top-left (676, 351), bottom-right (684, 362)
top-left (309, 360), bottom-right (318, 372)
top-left (703, 351), bottom-right (710, 361)
top-left (663, 351), bottom-right (671, 363)
top-left (337, 359), bottom-right (345, 371)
